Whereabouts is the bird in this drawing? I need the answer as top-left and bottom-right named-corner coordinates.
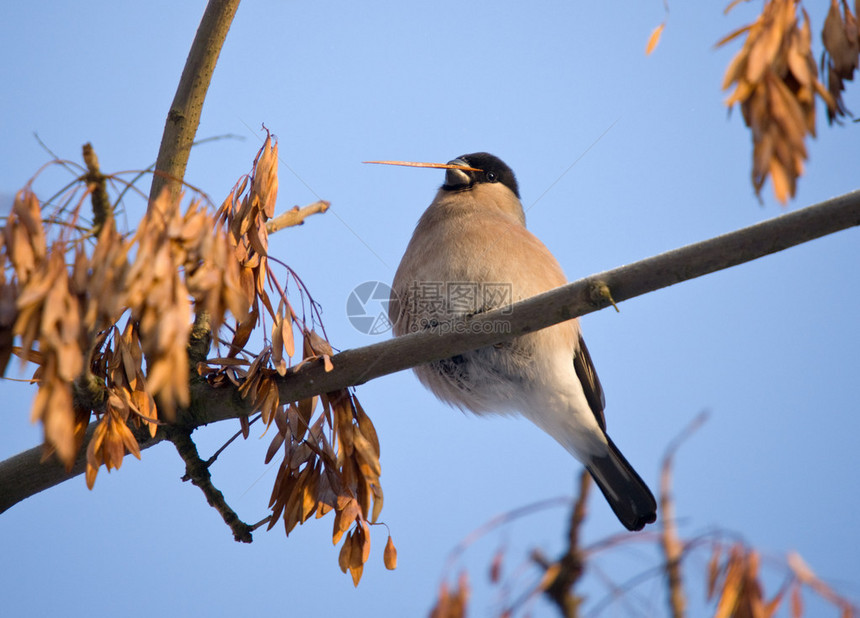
top-left (388, 152), bottom-right (657, 531)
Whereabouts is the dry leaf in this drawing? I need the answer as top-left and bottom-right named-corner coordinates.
top-left (264, 428), bottom-right (285, 464)
top-left (349, 563), bottom-right (363, 587)
top-left (790, 582), bottom-right (803, 617)
top-left (489, 547), bottom-right (504, 583)
top-left (714, 546), bottom-right (744, 618)
top-left (707, 545), bottom-right (722, 600)
top-left (429, 573), bottom-right (470, 618)
top-left (384, 535), bottom-right (397, 570)
top-left (338, 529), bottom-right (353, 573)
top-left (370, 483), bottom-right (384, 524)
top-left (822, 0), bottom-right (859, 122)
top-left (646, 22), bottom-right (666, 55)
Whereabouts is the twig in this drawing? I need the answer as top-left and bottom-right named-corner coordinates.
top-left (180, 413), bottom-right (261, 481)
top-left (786, 551), bottom-right (859, 614)
top-left (587, 563), bottom-right (668, 617)
top-left (82, 143), bottom-right (111, 234)
top-left (540, 470), bottom-right (592, 617)
top-left (148, 0), bottom-right (241, 207)
top-left (444, 496), bottom-right (572, 574)
top-left (660, 412), bottom-right (709, 618)
top-left (266, 200), bottom-right (330, 233)
top-left (2, 189), bottom-right (859, 511)
top-left (439, 496), bottom-right (573, 616)
top-left (33, 133), bottom-right (84, 177)
top-left (166, 427), bottom-right (253, 543)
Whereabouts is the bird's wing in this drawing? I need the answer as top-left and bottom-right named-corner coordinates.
top-left (573, 333), bottom-right (607, 431)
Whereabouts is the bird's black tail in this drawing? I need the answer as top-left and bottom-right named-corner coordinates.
top-left (585, 436), bottom-right (657, 531)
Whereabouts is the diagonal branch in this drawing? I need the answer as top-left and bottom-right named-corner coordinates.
top-left (1, 189), bottom-right (859, 513)
top-left (0, 420), bottom-right (162, 514)
top-left (148, 0), bottom-right (241, 207)
top-left (166, 426), bottom-right (253, 543)
top-left (263, 187), bottom-right (860, 407)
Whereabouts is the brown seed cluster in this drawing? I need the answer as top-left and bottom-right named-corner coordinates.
top-left (719, 0), bottom-right (857, 203)
top-left (2, 134), bottom-right (393, 580)
top-left (2, 179), bottom-right (250, 481)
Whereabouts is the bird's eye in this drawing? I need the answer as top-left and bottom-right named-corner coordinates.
top-left (486, 171), bottom-right (497, 182)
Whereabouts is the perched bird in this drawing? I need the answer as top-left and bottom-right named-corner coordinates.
top-left (389, 152), bottom-right (657, 531)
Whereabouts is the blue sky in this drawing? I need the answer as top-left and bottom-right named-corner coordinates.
top-left (2, 1), bottom-right (858, 615)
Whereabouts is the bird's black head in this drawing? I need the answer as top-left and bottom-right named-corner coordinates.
top-left (442, 152), bottom-right (520, 199)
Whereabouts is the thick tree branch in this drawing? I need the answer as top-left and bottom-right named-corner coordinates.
top-left (188, 310), bottom-right (212, 366)
top-left (148, 0), bottom-right (240, 207)
top-left (0, 378), bottom-right (243, 514)
top-left (0, 421), bottom-right (162, 514)
top-left (262, 187), bottom-right (860, 407)
top-left (1, 189), bottom-right (859, 513)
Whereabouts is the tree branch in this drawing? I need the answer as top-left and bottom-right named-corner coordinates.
top-left (660, 412), bottom-right (709, 618)
top-left (2, 189), bottom-right (859, 513)
top-left (82, 142), bottom-right (111, 234)
top-left (166, 426), bottom-right (253, 543)
top-left (148, 0), bottom-right (240, 207)
top-left (266, 200), bottom-right (331, 234)
top-left (539, 470), bottom-right (592, 617)
top-left (0, 378), bottom-right (242, 514)
top-left (262, 187), bottom-right (860, 407)
top-left (0, 420), bottom-right (162, 514)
